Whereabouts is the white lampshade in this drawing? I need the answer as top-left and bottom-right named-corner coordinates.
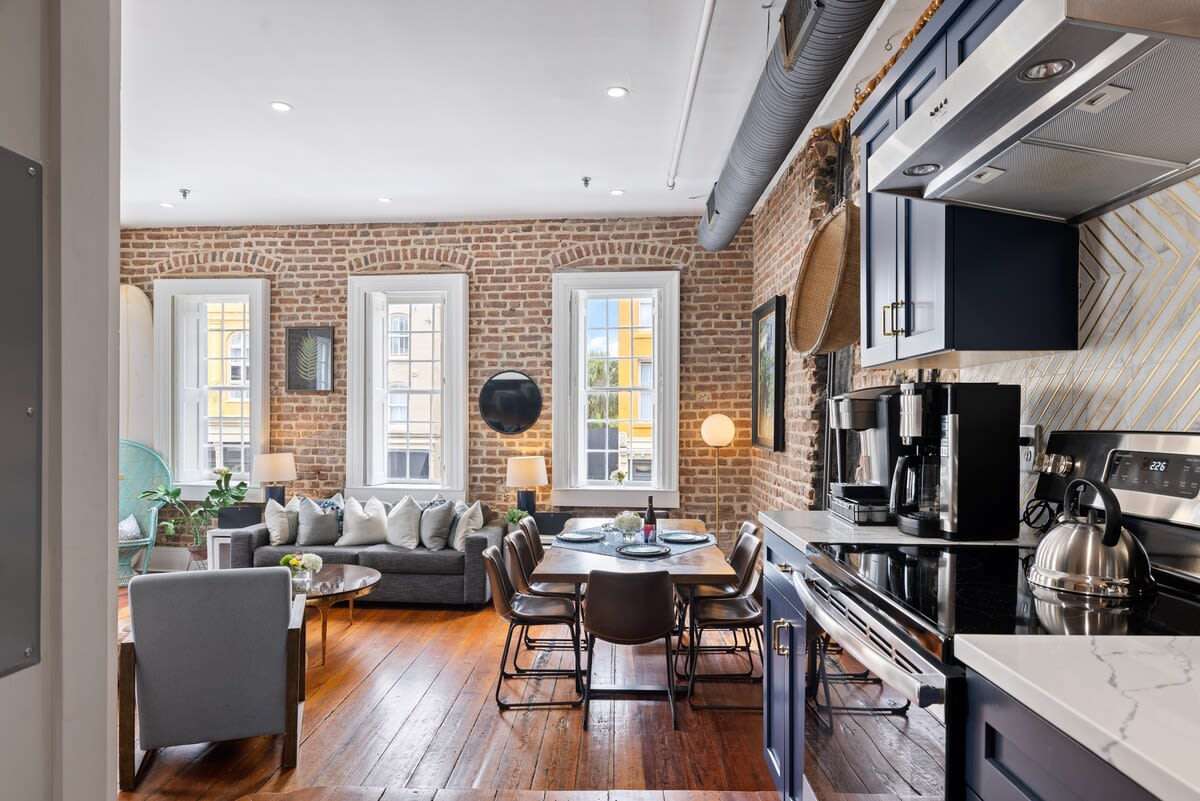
top-left (506, 455), bottom-right (548, 488)
top-left (253, 452), bottom-right (298, 483)
top-left (701, 414), bottom-right (736, 448)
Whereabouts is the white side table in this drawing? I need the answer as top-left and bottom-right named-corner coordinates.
top-left (206, 529), bottom-right (235, 570)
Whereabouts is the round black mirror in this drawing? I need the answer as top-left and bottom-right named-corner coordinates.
top-left (479, 370), bottom-right (542, 435)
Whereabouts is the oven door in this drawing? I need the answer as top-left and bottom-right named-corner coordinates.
top-left (794, 564), bottom-right (962, 708)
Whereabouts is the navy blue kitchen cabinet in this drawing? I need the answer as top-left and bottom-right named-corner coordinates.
top-left (966, 670), bottom-right (1157, 801)
top-left (854, 0), bottom-right (1078, 368)
top-left (763, 532), bottom-right (808, 801)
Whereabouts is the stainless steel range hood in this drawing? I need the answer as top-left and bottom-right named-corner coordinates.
top-left (868, 0), bottom-right (1200, 222)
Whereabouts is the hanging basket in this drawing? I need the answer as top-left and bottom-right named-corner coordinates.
top-left (788, 197), bottom-right (860, 356)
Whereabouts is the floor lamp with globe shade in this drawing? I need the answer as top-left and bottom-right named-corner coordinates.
top-left (701, 414), bottom-right (735, 539)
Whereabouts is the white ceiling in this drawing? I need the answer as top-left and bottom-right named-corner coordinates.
top-left (120, 0), bottom-right (782, 227)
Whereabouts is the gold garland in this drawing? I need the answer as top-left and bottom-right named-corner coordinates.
top-left (812, 0), bottom-right (945, 145)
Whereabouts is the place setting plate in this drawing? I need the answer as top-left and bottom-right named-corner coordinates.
top-left (615, 543), bottom-right (672, 557)
top-left (556, 530), bottom-right (605, 542)
top-left (659, 532), bottom-right (710, 544)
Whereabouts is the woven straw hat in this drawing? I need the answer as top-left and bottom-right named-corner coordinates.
top-left (788, 198), bottom-right (860, 356)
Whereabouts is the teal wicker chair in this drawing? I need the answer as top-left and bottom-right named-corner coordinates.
top-left (118, 440), bottom-right (172, 587)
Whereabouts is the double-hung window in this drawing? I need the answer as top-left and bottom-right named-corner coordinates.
top-left (152, 278), bottom-right (269, 496)
top-left (346, 274), bottom-right (467, 502)
top-left (552, 271), bottom-right (680, 507)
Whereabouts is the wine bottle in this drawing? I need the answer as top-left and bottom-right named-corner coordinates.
top-left (644, 495), bottom-right (657, 543)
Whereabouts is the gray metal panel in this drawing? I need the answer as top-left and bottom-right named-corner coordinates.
top-left (0, 144), bottom-right (42, 678)
top-left (1031, 38), bottom-right (1200, 165)
top-left (943, 140), bottom-right (1170, 219)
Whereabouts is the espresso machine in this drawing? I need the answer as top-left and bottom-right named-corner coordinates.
top-left (890, 381), bottom-right (1021, 540)
top-left (827, 386), bottom-right (902, 524)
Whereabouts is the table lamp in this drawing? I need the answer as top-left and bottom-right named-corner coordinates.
top-left (701, 414), bottom-right (736, 538)
top-left (254, 452), bottom-right (298, 506)
top-left (506, 455), bottom-right (548, 515)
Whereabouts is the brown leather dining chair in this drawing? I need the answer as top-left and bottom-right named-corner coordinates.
top-left (685, 566), bottom-right (764, 710)
top-left (480, 545), bottom-right (582, 709)
top-left (504, 530), bottom-right (583, 653)
top-left (582, 568), bottom-right (679, 730)
top-left (517, 516), bottom-right (545, 562)
top-left (676, 522), bottom-right (761, 676)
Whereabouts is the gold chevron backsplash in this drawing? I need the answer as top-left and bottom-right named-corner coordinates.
top-left (961, 179), bottom-right (1200, 436)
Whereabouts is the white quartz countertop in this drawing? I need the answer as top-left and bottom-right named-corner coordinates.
top-left (956, 635), bottom-right (1200, 801)
top-left (758, 509), bottom-right (1040, 548)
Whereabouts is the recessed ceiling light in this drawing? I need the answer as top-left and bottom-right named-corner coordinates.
top-left (610, 189), bottom-right (625, 196)
top-left (159, 202), bottom-right (175, 208)
top-left (903, 163), bottom-right (941, 177)
top-left (377, 197), bottom-right (392, 204)
top-left (606, 86), bottom-right (630, 98)
top-left (270, 101), bottom-right (293, 112)
top-left (1018, 59), bottom-right (1074, 82)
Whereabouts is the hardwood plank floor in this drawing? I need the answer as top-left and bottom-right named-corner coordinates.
top-left (117, 591), bottom-right (942, 801)
top-left (117, 591), bottom-right (772, 800)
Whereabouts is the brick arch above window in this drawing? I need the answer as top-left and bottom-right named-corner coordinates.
top-left (548, 241), bottom-right (692, 272)
top-left (147, 249), bottom-right (285, 277)
top-left (346, 246), bottom-right (475, 274)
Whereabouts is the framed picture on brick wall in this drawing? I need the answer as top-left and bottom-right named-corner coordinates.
top-left (751, 296), bottom-right (785, 451)
top-left (286, 326), bottom-right (333, 392)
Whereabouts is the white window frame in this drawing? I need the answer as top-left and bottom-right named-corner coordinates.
top-left (152, 278), bottom-right (270, 501)
top-left (346, 274), bottom-right (468, 503)
top-left (551, 270), bottom-right (680, 508)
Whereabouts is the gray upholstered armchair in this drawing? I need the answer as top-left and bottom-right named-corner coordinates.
top-left (118, 567), bottom-right (305, 790)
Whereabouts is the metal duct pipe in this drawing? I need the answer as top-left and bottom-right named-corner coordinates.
top-left (697, 0), bottom-right (885, 251)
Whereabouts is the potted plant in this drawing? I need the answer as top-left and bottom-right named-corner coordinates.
top-left (504, 508), bottom-right (530, 532)
top-left (139, 467), bottom-right (249, 563)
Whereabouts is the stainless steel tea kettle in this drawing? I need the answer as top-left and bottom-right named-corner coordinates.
top-left (1027, 478), bottom-right (1156, 599)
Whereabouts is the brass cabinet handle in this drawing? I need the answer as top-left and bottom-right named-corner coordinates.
top-left (772, 619), bottom-right (790, 657)
top-left (892, 300), bottom-right (906, 335)
top-left (775, 562), bottom-right (794, 574)
top-left (882, 304), bottom-right (894, 337)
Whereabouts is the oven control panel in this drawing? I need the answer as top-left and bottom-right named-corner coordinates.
top-left (1036, 431), bottom-right (1200, 529)
top-left (1106, 450), bottom-right (1200, 499)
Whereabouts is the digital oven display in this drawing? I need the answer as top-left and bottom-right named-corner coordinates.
top-left (1106, 450), bottom-right (1200, 498)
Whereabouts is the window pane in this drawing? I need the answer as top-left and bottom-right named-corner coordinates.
top-left (384, 296), bottom-right (443, 483)
top-left (202, 300), bottom-right (250, 476)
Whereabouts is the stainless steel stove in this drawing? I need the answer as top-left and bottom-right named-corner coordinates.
top-left (789, 430), bottom-right (1200, 801)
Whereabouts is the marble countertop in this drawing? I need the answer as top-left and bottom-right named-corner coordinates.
top-left (956, 635), bottom-right (1200, 801)
top-left (758, 509), bottom-right (1040, 549)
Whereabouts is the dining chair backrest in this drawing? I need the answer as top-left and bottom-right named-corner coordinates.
top-left (749, 566), bottom-right (764, 604)
top-left (517, 517), bottom-right (545, 562)
top-left (583, 569), bottom-right (675, 645)
top-left (734, 521), bottom-right (758, 552)
top-left (481, 545), bottom-right (518, 621)
top-left (729, 530), bottom-right (763, 596)
top-left (504, 532), bottom-right (539, 591)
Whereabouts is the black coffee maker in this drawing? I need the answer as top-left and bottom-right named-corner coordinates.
top-left (889, 382), bottom-right (1021, 540)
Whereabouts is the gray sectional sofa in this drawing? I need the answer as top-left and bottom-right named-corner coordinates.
top-left (225, 521), bottom-right (505, 605)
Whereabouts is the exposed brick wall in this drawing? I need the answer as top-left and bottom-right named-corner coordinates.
top-left (121, 218), bottom-right (755, 548)
top-left (750, 136), bottom-right (838, 512)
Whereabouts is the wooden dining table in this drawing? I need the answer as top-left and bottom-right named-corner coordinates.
top-left (531, 516), bottom-right (735, 696)
top-left (531, 517), bottom-right (736, 586)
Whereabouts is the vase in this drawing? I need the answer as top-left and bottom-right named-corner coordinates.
top-left (620, 529), bottom-right (637, 544)
top-left (291, 569), bottom-right (312, 592)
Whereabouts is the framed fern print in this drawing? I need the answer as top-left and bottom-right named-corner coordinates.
top-left (286, 326), bottom-right (333, 392)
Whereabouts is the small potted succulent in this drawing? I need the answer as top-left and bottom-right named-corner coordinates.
top-left (504, 508), bottom-right (530, 532)
top-left (140, 467), bottom-right (248, 564)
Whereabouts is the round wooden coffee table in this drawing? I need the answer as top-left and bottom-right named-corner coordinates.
top-left (301, 564), bottom-right (381, 666)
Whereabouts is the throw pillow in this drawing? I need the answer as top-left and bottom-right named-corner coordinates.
top-left (448, 500), bottom-right (484, 551)
top-left (297, 497), bottom-right (340, 546)
top-left (117, 514), bottom-right (142, 542)
top-left (419, 497), bottom-right (454, 551)
top-left (337, 496), bottom-right (388, 546)
top-left (386, 496), bottom-right (421, 549)
top-left (318, 492), bottom-right (346, 534)
top-left (264, 497), bottom-right (301, 546)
